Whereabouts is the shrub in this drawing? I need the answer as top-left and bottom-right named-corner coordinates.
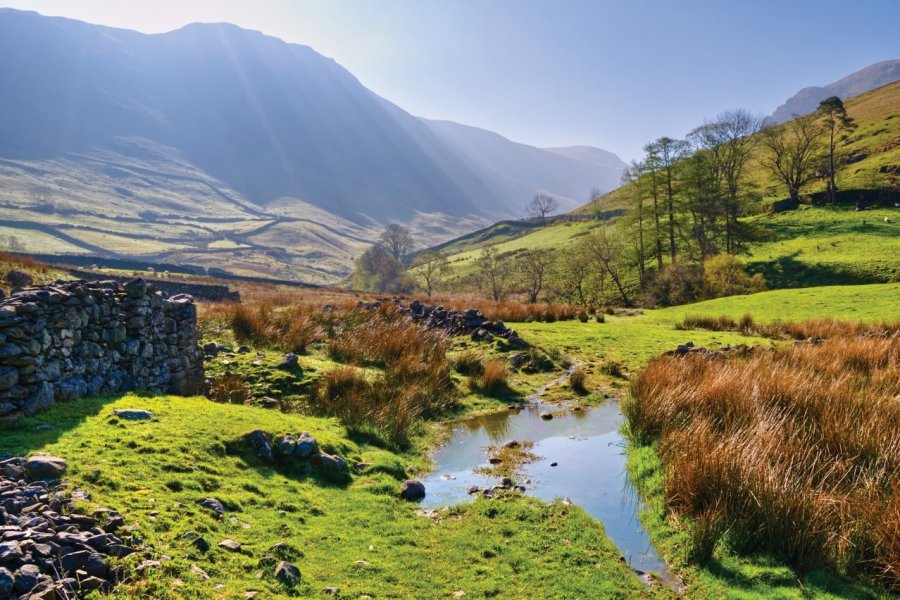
top-left (702, 254), bottom-right (766, 298)
top-left (625, 334), bottom-right (900, 587)
top-left (647, 263), bottom-right (704, 306)
top-left (577, 311), bottom-right (589, 323)
top-left (595, 314), bottom-right (605, 324)
top-left (599, 359), bottom-right (624, 378)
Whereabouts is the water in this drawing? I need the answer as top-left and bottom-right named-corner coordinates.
top-left (420, 396), bottom-right (674, 584)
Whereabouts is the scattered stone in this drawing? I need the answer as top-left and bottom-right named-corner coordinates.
top-left (275, 434), bottom-right (297, 456)
top-left (257, 397), bottom-right (279, 410)
top-left (275, 561), bottom-right (301, 585)
top-left (295, 432), bottom-right (318, 458)
top-left (219, 539), bottom-right (242, 552)
top-left (540, 412), bottom-right (553, 421)
top-left (202, 342), bottom-right (219, 356)
top-left (277, 354), bottom-right (299, 369)
top-left (199, 497), bottom-right (226, 517)
top-left (550, 462), bottom-right (558, 467)
top-left (311, 452), bottom-right (348, 473)
top-left (24, 454), bottom-right (67, 480)
top-left (112, 408), bottom-right (153, 421)
top-left (502, 440), bottom-right (520, 449)
top-left (399, 479), bottom-right (426, 501)
top-left (237, 345), bottom-right (251, 354)
top-left (190, 564), bottom-right (210, 580)
top-left (4, 270), bottom-right (33, 288)
top-left (324, 586), bottom-right (339, 595)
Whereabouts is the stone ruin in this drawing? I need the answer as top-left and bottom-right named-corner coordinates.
top-left (0, 278), bottom-right (204, 423)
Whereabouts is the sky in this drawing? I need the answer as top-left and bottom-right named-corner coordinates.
top-left (2, 0), bottom-right (898, 162)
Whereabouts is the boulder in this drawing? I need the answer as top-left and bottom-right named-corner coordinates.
top-left (275, 434), bottom-right (296, 456)
top-left (218, 539), bottom-right (241, 552)
top-left (275, 561), bottom-right (301, 585)
top-left (277, 354), bottom-right (299, 370)
top-left (245, 430), bottom-right (274, 461)
top-left (199, 498), bottom-right (225, 517)
top-left (0, 567), bottom-right (12, 596)
top-left (24, 455), bottom-right (67, 480)
top-left (123, 278), bottom-right (148, 298)
top-left (310, 452), bottom-right (347, 473)
top-left (399, 479), bottom-right (426, 501)
top-left (294, 432), bottom-right (318, 459)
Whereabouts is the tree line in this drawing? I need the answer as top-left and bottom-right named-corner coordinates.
top-left (352, 97), bottom-right (857, 306)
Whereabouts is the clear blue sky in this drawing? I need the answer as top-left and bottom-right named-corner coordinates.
top-left (3, 0), bottom-right (898, 161)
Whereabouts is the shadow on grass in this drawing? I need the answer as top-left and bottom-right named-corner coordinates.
top-left (748, 253), bottom-right (886, 289)
top-left (0, 394), bottom-right (121, 457)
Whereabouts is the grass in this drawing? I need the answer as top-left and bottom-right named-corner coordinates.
top-left (0, 394), bottom-right (652, 599)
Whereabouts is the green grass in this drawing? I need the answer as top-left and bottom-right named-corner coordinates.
top-left (0, 394), bottom-right (652, 599)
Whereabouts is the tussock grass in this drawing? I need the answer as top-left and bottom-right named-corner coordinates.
top-left (205, 302), bottom-right (321, 354)
top-left (426, 294), bottom-right (579, 323)
top-left (452, 348), bottom-right (485, 376)
top-left (479, 358), bottom-right (510, 396)
top-left (678, 312), bottom-right (900, 340)
top-left (569, 365), bottom-right (588, 394)
top-left (625, 333), bottom-right (900, 589)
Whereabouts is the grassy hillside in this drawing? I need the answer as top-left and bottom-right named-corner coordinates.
top-left (427, 81), bottom-right (900, 291)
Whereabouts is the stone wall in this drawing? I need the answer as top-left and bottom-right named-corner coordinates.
top-left (62, 269), bottom-right (241, 302)
top-left (0, 278), bottom-right (204, 422)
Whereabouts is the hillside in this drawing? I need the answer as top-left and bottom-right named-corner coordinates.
top-left (425, 80), bottom-right (900, 290)
top-left (0, 9), bottom-right (624, 283)
top-left (767, 59), bottom-right (900, 124)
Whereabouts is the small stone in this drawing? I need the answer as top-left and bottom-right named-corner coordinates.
top-left (257, 397), bottom-right (279, 409)
top-left (24, 454), bottom-right (67, 480)
top-left (453, 591), bottom-right (466, 598)
top-left (399, 479), bottom-right (426, 501)
top-left (245, 430), bottom-right (274, 461)
top-left (324, 587), bottom-right (339, 595)
top-left (219, 539), bottom-right (242, 552)
top-left (550, 462), bottom-right (558, 467)
top-left (275, 561), bottom-right (301, 585)
top-left (199, 497), bottom-right (226, 516)
top-left (488, 456), bottom-right (502, 464)
top-left (136, 560), bottom-right (161, 574)
top-left (112, 409), bottom-right (153, 421)
top-left (540, 412), bottom-right (553, 421)
top-left (311, 452), bottom-right (347, 473)
top-left (277, 354), bottom-right (299, 369)
top-left (275, 434), bottom-right (296, 456)
top-left (294, 432), bottom-right (318, 459)
top-left (202, 342), bottom-right (219, 356)
top-left (0, 541), bottom-right (22, 563)
top-left (237, 345), bottom-right (251, 354)
top-left (502, 440), bottom-right (519, 448)
top-left (0, 567), bottom-right (15, 596)
top-left (190, 564), bottom-right (210, 580)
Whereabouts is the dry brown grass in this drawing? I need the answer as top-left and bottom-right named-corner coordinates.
top-left (479, 358), bottom-right (510, 396)
top-left (625, 334), bottom-right (900, 588)
top-left (207, 373), bottom-right (252, 405)
top-left (204, 302), bottom-right (321, 354)
top-left (0, 252), bottom-right (48, 274)
top-left (569, 365), bottom-right (588, 394)
top-left (678, 313), bottom-right (900, 340)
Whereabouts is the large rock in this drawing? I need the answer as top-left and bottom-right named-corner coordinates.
top-left (275, 434), bottom-right (296, 456)
top-left (294, 432), bottom-right (318, 459)
top-left (275, 561), bottom-right (301, 585)
top-left (112, 409), bottom-right (153, 421)
top-left (310, 452), bottom-right (347, 473)
top-left (245, 430), bottom-right (274, 461)
top-left (0, 567), bottom-right (13, 596)
top-left (399, 479), bottom-right (426, 501)
top-left (24, 455), bottom-right (67, 480)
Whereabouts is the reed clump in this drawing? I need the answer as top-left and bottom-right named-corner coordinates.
top-left (625, 333), bottom-right (900, 589)
top-left (678, 313), bottom-right (900, 340)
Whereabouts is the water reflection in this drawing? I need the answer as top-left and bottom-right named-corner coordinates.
top-left (420, 399), bottom-right (672, 582)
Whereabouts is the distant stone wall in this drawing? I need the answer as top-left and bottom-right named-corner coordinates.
top-left (0, 278), bottom-right (204, 422)
top-left (62, 269), bottom-right (241, 302)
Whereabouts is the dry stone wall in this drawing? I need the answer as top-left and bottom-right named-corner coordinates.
top-left (0, 278), bottom-right (203, 422)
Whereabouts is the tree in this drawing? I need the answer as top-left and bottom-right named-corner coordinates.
top-left (589, 187), bottom-right (604, 219)
top-left (817, 96), bottom-right (856, 205)
top-left (517, 248), bottom-right (555, 303)
top-left (552, 243), bottom-right (594, 306)
top-left (643, 143), bottom-right (665, 271)
top-left (648, 137), bottom-right (690, 263)
top-left (475, 247), bottom-right (513, 301)
top-left (379, 224), bottom-right (415, 262)
top-left (622, 161), bottom-right (649, 287)
top-left (760, 114), bottom-right (823, 203)
top-left (351, 244), bottom-right (409, 293)
top-left (413, 251), bottom-right (449, 297)
top-left (526, 194), bottom-right (559, 222)
top-left (584, 226), bottom-right (632, 307)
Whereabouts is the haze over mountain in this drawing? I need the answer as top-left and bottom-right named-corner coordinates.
top-left (0, 8), bottom-right (625, 282)
top-left (766, 59), bottom-right (900, 124)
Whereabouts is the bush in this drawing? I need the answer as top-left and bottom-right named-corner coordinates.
top-left (702, 254), bottom-right (766, 298)
top-left (646, 263), bottom-right (704, 307)
top-left (577, 310), bottom-right (589, 323)
top-left (595, 314), bottom-right (605, 324)
top-left (453, 349), bottom-right (485, 376)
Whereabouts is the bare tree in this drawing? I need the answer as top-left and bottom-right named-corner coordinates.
top-left (517, 248), bottom-right (555, 303)
top-left (817, 96), bottom-right (856, 204)
top-left (476, 247), bottom-right (513, 301)
top-left (589, 187), bottom-right (604, 219)
top-left (526, 194), bottom-right (559, 222)
top-left (584, 226), bottom-right (632, 307)
top-left (413, 250), bottom-right (449, 297)
top-left (553, 243), bottom-right (594, 306)
top-left (379, 224), bottom-right (415, 262)
top-left (759, 114), bottom-right (823, 203)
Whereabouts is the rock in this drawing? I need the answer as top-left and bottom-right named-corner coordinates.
top-left (136, 560), bottom-right (161, 574)
top-left (0, 541), bottom-right (22, 563)
top-left (399, 479), bottom-right (426, 501)
top-left (237, 345), bottom-right (251, 354)
top-left (13, 563), bottom-right (41, 594)
top-left (324, 587), bottom-right (339, 595)
top-left (0, 567), bottom-right (13, 597)
top-left (550, 462), bottom-right (558, 467)
top-left (21, 382), bottom-right (54, 417)
top-left (245, 430), bottom-right (274, 460)
top-left (275, 434), bottom-right (296, 456)
top-left (310, 452), bottom-right (347, 473)
top-left (24, 454), bottom-right (67, 480)
top-left (502, 440), bottom-right (520, 449)
top-left (112, 409), bottom-right (153, 421)
top-left (199, 497), bottom-right (225, 517)
top-left (219, 539), bottom-right (242, 552)
top-left (487, 456), bottom-right (502, 464)
top-left (191, 537), bottom-right (211, 553)
top-left (257, 397), bottom-right (279, 410)
top-left (277, 354), bottom-right (299, 369)
top-left (202, 342), bottom-right (219, 356)
top-left (190, 564), bottom-right (210, 580)
top-left (123, 278), bottom-right (148, 298)
top-left (294, 432), bottom-right (318, 459)
top-left (4, 270), bottom-right (33, 288)
top-left (540, 412), bottom-right (553, 421)
top-left (0, 366), bottom-right (17, 391)
top-left (275, 561), bottom-right (301, 585)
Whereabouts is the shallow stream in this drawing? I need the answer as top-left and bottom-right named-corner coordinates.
top-left (420, 382), bottom-right (674, 585)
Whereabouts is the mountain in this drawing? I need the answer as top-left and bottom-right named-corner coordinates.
top-left (766, 59), bottom-right (900, 124)
top-left (0, 9), bottom-right (623, 282)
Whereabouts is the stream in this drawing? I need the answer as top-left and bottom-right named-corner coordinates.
top-left (419, 375), bottom-right (676, 587)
